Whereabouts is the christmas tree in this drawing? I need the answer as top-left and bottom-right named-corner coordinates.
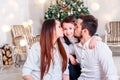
top-left (44, 0), bottom-right (90, 21)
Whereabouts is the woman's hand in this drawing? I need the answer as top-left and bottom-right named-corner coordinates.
top-left (23, 75), bottom-right (34, 80)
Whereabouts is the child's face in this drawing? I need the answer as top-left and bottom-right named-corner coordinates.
top-left (62, 22), bottom-right (74, 38)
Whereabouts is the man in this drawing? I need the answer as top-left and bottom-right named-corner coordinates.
top-left (73, 14), bottom-right (118, 80)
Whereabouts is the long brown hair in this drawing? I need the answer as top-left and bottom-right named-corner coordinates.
top-left (40, 19), bottom-right (67, 80)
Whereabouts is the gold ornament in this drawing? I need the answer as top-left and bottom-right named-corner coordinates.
top-left (63, 7), bottom-right (69, 12)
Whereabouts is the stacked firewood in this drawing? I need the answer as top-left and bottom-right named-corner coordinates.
top-left (1, 44), bottom-right (13, 65)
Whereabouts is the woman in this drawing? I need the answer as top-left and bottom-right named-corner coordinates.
top-left (22, 19), bottom-right (68, 80)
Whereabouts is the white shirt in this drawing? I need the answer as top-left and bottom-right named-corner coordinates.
top-left (22, 42), bottom-right (63, 80)
top-left (72, 38), bottom-right (119, 80)
top-left (61, 37), bottom-right (79, 44)
top-left (68, 36), bottom-right (79, 44)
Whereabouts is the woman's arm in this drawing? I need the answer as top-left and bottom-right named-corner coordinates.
top-left (22, 42), bottom-right (40, 80)
top-left (23, 75), bottom-right (34, 80)
top-left (62, 74), bottom-right (70, 80)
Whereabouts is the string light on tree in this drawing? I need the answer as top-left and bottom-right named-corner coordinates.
top-left (45, 0), bottom-right (90, 21)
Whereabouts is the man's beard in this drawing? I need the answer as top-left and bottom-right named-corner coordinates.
top-left (74, 31), bottom-right (83, 39)
top-left (74, 35), bottom-right (82, 39)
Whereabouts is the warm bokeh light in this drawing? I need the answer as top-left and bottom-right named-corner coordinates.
top-left (91, 3), bottom-right (100, 11)
top-left (8, 13), bottom-right (15, 20)
top-left (39, 0), bottom-right (46, 4)
top-left (51, 0), bottom-right (56, 5)
top-left (2, 25), bottom-right (11, 32)
top-left (23, 22), bottom-right (29, 28)
top-left (28, 19), bottom-right (33, 26)
top-left (20, 39), bottom-right (27, 46)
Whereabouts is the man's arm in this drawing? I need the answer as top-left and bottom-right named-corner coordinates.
top-left (96, 42), bottom-right (119, 80)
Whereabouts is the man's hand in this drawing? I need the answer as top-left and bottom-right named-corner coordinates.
top-left (89, 36), bottom-right (102, 49)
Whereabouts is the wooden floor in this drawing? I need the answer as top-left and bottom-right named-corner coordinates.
top-left (0, 65), bottom-right (23, 80)
top-left (0, 56), bottom-right (120, 80)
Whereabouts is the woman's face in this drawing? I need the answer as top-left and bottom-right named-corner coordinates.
top-left (53, 20), bottom-right (64, 39)
top-left (62, 22), bottom-right (74, 38)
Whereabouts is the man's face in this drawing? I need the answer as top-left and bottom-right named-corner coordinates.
top-left (74, 19), bottom-right (83, 38)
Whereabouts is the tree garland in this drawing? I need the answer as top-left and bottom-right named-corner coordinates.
top-left (44, 0), bottom-right (90, 21)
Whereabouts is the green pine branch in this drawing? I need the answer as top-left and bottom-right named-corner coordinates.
top-left (44, 0), bottom-right (90, 21)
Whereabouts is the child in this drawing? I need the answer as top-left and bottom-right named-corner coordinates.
top-left (61, 15), bottom-right (81, 80)
top-left (61, 15), bottom-right (102, 80)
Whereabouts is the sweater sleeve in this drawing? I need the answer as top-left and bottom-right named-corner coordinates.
top-left (96, 42), bottom-right (119, 80)
top-left (22, 42), bottom-right (40, 76)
